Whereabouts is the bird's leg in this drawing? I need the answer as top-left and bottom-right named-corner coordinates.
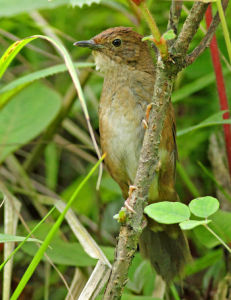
top-left (124, 185), bottom-right (137, 213)
top-left (142, 103), bottom-right (153, 129)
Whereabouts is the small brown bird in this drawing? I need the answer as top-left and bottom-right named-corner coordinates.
top-left (74, 27), bottom-right (190, 282)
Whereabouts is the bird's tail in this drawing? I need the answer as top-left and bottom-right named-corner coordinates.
top-left (139, 224), bottom-right (190, 282)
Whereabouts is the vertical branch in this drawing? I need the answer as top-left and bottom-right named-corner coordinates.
top-left (168, 0), bottom-right (183, 34)
top-left (172, 1), bottom-right (208, 56)
top-left (103, 62), bottom-right (175, 300)
top-left (205, 5), bottom-right (231, 177)
top-left (186, 0), bottom-right (229, 66)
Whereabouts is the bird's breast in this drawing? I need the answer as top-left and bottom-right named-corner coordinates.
top-left (99, 74), bottom-right (153, 189)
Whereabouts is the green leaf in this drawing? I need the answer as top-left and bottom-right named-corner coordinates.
top-left (179, 219), bottom-right (211, 230)
top-left (189, 196), bottom-right (219, 218)
top-left (162, 29), bottom-right (176, 40)
top-left (0, 62), bottom-right (94, 109)
top-left (22, 241), bottom-right (97, 267)
top-left (96, 296), bottom-right (161, 300)
top-left (121, 296), bottom-right (161, 300)
top-left (0, 0), bottom-right (101, 17)
top-left (193, 210), bottom-right (231, 248)
top-left (70, 0), bottom-right (101, 7)
top-left (0, 233), bottom-right (41, 244)
top-left (0, 37), bottom-right (36, 78)
top-left (0, 82), bottom-right (61, 163)
top-left (144, 201), bottom-right (190, 224)
top-left (184, 249), bottom-right (222, 276)
top-left (177, 111), bottom-right (231, 137)
top-left (172, 68), bottom-right (230, 103)
top-left (127, 260), bottom-right (153, 294)
top-left (0, 0), bottom-right (67, 17)
top-left (11, 156), bottom-right (104, 300)
top-left (141, 35), bottom-right (153, 42)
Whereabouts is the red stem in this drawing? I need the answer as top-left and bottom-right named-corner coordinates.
top-left (205, 5), bottom-right (231, 177)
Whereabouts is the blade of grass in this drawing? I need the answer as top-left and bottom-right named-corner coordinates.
top-left (0, 62), bottom-right (94, 109)
top-left (0, 37), bottom-right (36, 78)
top-left (0, 206), bottom-right (56, 271)
top-left (33, 34), bottom-right (103, 188)
top-left (205, 4), bottom-right (231, 177)
top-left (0, 36), bottom-right (102, 188)
top-left (197, 161), bottom-right (231, 202)
top-left (216, 0), bottom-right (231, 63)
top-left (10, 155), bottom-right (105, 300)
top-left (3, 194), bottom-right (21, 300)
top-left (176, 162), bottom-right (200, 197)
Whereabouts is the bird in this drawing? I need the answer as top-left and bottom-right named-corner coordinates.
top-left (74, 27), bottom-right (190, 282)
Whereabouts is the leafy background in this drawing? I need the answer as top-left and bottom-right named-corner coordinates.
top-left (0, 0), bottom-right (231, 299)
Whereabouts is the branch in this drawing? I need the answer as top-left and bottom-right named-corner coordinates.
top-left (103, 62), bottom-right (175, 300)
top-left (167, 0), bottom-right (183, 34)
top-left (102, 1), bottom-right (224, 298)
top-left (186, 0), bottom-right (229, 66)
top-left (172, 1), bottom-right (208, 57)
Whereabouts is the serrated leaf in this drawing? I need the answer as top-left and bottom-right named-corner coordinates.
top-left (70, 0), bottom-right (101, 7)
top-left (189, 196), bottom-right (219, 218)
top-left (179, 219), bottom-right (211, 230)
top-left (144, 201), bottom-right (190, 224)
top-left (162, 29), bottom-right (176, 40)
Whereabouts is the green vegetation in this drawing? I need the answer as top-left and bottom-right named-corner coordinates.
top-left (0, 0), bottom-right (230, 299)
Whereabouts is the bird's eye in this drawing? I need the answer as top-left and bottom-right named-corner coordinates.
top-left (112, 39), bottom-right (122, 47)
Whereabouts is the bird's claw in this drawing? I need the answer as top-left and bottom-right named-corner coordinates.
top-left (142, 104), bottom-right (153, 129)
top-left (124, 199), bottom-right (136, 214)
top-left (124, 185), bottom-right (137, 213)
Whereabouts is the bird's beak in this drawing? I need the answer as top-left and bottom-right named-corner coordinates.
top-left (73, 39), bottom-right (103, 50)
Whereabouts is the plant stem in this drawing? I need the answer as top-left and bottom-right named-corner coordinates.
top-left (205, 5), bottom-right (231, 177)
top-left (216, 0), bottom-right (231, 63)
top-left (170, 283), bottom-right (181, 300)
top-left (10, 156), bottom-right (104, 300)
top-left (140, 1), bottom-right (168, 58)
top-left (204, 224), bottom-right (231, 253)
top-left (0, 206), bottom-right (56, 271)
top-left (103, 60), bottom-right (175, 300)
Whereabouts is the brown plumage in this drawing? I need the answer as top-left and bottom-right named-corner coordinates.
top-left (74, 27), bottom-right (190, 282)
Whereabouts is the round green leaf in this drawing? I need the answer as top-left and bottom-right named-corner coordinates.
top-left (144, 201), bottom-right (190, 224)
top-left (189, 196), bottom-right (219, 218)
top-left (179, 220), bottom-right (211, 230)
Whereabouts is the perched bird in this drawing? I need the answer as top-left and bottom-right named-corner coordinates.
top-left (74, 27), bottom-right (190, 282)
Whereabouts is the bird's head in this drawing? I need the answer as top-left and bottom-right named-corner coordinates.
top-left (74, 27), bottom-right (154, 74)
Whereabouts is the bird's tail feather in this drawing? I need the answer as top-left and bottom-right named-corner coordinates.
top-left (139, 225), bottom-right (190, 282)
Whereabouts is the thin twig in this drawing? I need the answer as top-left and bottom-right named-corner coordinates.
top-left (186, 0), bottom-right (229, 66)
top-left (103, 60), bottom-right (175, 299)
top-left (102, 0), bottom-right (229, 298)
top-left (168, 0), bottom-right (183, 34)
top-left (172, 1), bottom-right (208, 57)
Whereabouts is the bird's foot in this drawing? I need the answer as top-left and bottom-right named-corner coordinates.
top-left (124, 185), bottom-right (137, 213)
top-left (142, 103), bottom-right (153, 129)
